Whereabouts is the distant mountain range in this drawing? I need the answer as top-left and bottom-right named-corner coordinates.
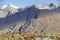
top-left (0, 3), bottom-right (60, 33)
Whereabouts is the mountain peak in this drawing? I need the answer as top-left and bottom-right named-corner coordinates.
top-left (0, 4), bottom-right (19, 18)
top-left (0, 4), bottom-right (19, 9)
top-left (31, 3), bottom-right (60, 9)
top-left (32, 4), bottom-right (49, 9)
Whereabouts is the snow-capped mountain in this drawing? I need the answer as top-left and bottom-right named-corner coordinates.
top-left (0, 3), bottom-right (59, 18)
top-left (0, 4), bottom-right (19, 9)
top-left (0, 3), bottom-right (60, 33)
top-left (32, 3), bottom-right (59, 9)
top-left (32, 4), bottom-right (50, 9)
top-left (0, 4), bottom-right (19, 18)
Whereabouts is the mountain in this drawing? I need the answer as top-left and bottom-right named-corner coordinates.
top-left (0, 3), bottom-right (60, 33)
top-left (0, 4), bottom-right (19, 18)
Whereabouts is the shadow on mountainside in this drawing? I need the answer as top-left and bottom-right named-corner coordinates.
top-left (0, 6), bottom-right (40, 30)
top-left (0, 6), bottom-right (60, 31)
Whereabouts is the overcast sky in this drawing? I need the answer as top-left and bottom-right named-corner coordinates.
top-left (0, 0), bottom-right (60, 8)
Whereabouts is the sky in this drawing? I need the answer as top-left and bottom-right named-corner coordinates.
top-left (0, 0), bottom-right (60, 8)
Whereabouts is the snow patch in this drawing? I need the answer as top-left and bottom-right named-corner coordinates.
top-left (0, 4), bottom-right (20, 9)
top-left (34, 4), bottom-right (49, 9)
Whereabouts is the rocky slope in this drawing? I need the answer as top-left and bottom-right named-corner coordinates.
top-left (0, 3), bottom-right (60, 33)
